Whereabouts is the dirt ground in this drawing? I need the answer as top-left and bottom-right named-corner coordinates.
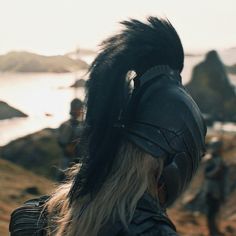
top-left (1, 132), bottom-right (236, 236)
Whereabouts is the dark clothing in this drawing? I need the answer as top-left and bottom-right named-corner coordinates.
top-left (9, 196), bottom-right (49, 236)
top-left (9, 193), bottom-right (178, 236)
top-left (206, 194), bottom-right (222, 236)
top-left (204, 155), bottom-right (228, 201)
top-left (57, 118), bottom-right (83, 167)
top-left (99, 193), bottom-right (178, 236)
top-left (204, 155), bottom-right (228, 236)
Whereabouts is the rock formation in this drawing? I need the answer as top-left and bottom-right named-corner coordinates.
top-left (70, 78), bottom-right (86, 88)
top-left (0, 128), bottom-right (62, 179)
top-left (0, 101), bottom-right (28, 120)
top-left (185, 50), bottom-right (236, 122)
top-left (0, 51), bottom-right (88, 73)
top-left (226, 64), bottom-right (236, 75)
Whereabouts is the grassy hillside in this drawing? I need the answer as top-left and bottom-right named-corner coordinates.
top-left (0, 128), bottom-right (63, 179)
top-left (0, 51), bottom-right (88, 73)
top-left (1, 131), bottom-right (236, 235)
top-left (0, 159), bottom-right (55, 236)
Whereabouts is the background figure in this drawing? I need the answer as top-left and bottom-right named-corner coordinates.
top-left (204, 137), bottom-right (229, 236)
top-left (57, 98), bottom-right (84, 172)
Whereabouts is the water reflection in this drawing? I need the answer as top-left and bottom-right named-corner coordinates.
top-left (0, 72), bottom-right (86, 146)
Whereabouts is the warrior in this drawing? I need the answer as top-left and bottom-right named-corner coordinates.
top-left (10, 16), bottom-right (206, 236)
top-left (57, 98), bottom-right (84, 171)
top-left (204, 137), bottom-right (228, 236)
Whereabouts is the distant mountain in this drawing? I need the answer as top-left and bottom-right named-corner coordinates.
top-left (0, 51), bottom-right (88, 73)
top-left (185, 50), bottom-right (236, 122)
top-left (0, 101), bottom-right (28, 120)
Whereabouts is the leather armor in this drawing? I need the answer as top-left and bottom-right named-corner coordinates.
top-left (99, 193), bottom-right (179, 236)
top-left (10, 193), bottom-right (178, 236)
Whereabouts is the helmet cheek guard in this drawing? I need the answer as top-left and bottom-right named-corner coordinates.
top-left (162, 152), bottom-right (192, 206)
top-left (123, 65), bottom-right (206, 207)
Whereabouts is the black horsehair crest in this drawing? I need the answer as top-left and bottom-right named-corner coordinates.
top-left (69, 17), bottom-right (184, 202)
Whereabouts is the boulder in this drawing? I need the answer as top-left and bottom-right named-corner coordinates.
top-left (0, 128), bottom-right (63, 179)
top-left (70, 78), bottom-right (86, 88)
top-left (0, 101), bottom-right (28, 120)
top-left (185, 50), bottom-right (236, 122)
top-left (226, 64), bottom-right (236, 75)
top-left (0, 51), bottom-right (88, 73)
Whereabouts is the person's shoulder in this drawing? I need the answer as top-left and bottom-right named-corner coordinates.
top-left (118, 222), bottom-right (179, 236)
top-left (126, 214), bottom-right (179, 236)
top-left (59, 119), bottom-right (71, 127)
top-left (123, 193), bottom-right (179, 236)
top-left (58, 120), bottom-right (73, 132)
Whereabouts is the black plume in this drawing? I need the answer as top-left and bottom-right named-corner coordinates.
top-left (69, 16), bottom-right (184, 201)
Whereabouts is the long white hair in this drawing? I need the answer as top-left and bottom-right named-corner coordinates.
top-left (45, 142), bottom-right (163, 236)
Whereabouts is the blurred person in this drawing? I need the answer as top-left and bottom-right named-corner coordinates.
top-left (204, 137), bottom-right (228, 236)
top-left (9, 16), bottom-right (206, 236)
top-left (57, 98), bottom-right (84, 171)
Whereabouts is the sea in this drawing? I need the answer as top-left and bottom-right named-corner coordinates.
top-left (0, 71), bottom-right (87, 146)
top-left (0, 55), bottom-right (236, 146)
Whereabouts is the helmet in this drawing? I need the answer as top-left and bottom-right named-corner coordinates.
top-left (123, 65), bottom-right (206, 206)
top-left (69, 17), bottom-right (206, 207)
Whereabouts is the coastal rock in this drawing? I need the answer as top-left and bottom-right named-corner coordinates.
top-left (0, 101), bottom-right (28, 120)
top-left (226, 64), bottom-right (236, 75)
top-left (185, 50), bottom-right (236, 122)
top-left (1, 132), bottom-right (236, 235)
top-left (70, 78), bottom-right (86, 88)
top-left (0, 128), bottom-right (63, 179)
top-left (0, 51), bottom-right (88, 73)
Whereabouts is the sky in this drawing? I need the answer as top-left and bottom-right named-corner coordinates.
top-left (0, 0), bottom-right (235, 55)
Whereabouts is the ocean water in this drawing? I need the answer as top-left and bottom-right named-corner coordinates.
top-left (0, 55), bottom-right (236, 146)
top-left (0, 71), bottom-right (87, 146)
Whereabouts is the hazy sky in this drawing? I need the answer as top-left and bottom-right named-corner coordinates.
top-left (0, 0), bottom-right (235, 55)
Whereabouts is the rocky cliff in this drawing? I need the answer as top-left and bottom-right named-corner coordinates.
top-left (185, 50), bottom-right (236, 122)
top-left (0, 51), bottom-right (88, 73)
top-left (1, 129), bottom-right (236, 235)
top-left (0, 128), bottom-right (63, 179)
top-left (226, 64), bottom-right (236, 75)
top-left (0, 101), bottom-right (28, 120)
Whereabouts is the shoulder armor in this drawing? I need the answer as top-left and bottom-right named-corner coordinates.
top-left (9, 195), bottom-right (49, 236)
top-left (115, 193), bottom-right (179, 236)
